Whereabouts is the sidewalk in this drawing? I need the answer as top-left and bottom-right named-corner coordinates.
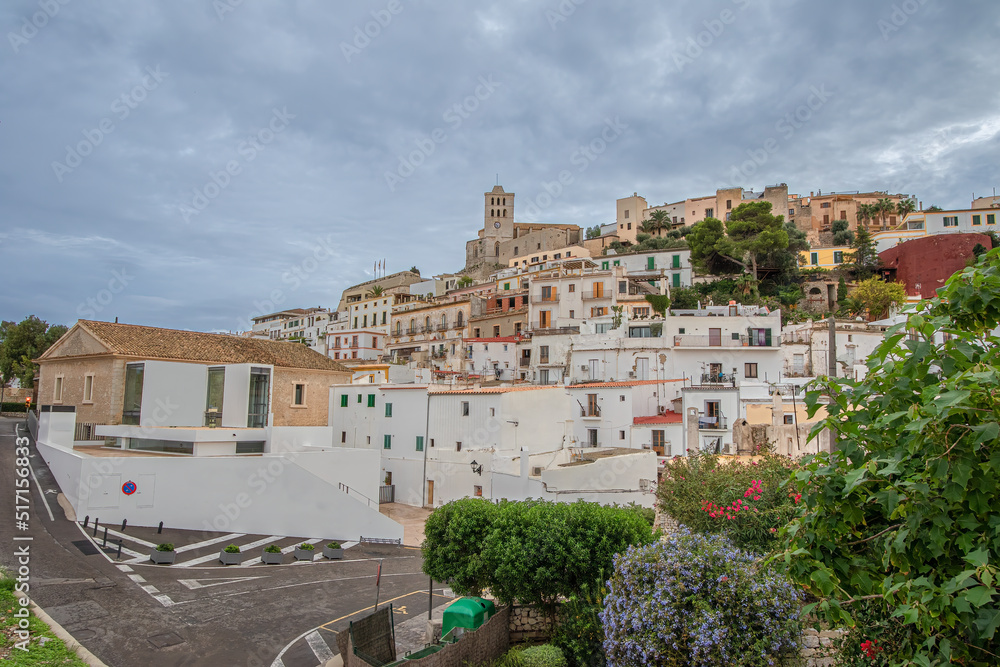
top-left (378, 503), bottom-right (431, 547)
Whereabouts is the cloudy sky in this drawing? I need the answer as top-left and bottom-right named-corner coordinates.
top-left (2, 0), bottom-right (997, 332)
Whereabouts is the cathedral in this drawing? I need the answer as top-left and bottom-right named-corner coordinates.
top-left (463, 185), bottom-right (583, 276)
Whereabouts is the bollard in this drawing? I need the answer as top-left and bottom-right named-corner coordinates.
top-left (157, 521), bottom-right (163, 534)
top-left (121, 519), bottom-right (127, 532)
top-left (83, 515), bottom-right (89, 529)
top-left (103, 526), bottom-right (108, 548)
top-left (116, 540), bottom-right (122, 560)
top-left (93, 519), bottom-right (99, 537)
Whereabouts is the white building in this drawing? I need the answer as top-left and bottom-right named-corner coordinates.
top-left (873, 207), bottom-right (1000, 252)
top-left (463, 337), bottom-right (521, 382)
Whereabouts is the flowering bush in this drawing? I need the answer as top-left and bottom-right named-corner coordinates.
top-left (601, 529), bottom-right (801, 666)
top-left (656, 451), bottom-right (800, 553)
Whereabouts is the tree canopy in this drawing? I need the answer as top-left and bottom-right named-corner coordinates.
top-left (850, 277), bottom-right (907, 320)
top-left (785, 249), bottom-right (1000, 665)
top-left (0, 316), bottom-right (68, 387)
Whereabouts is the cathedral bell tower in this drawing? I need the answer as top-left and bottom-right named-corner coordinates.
top-left (484, 185), bottom-right (515, 259)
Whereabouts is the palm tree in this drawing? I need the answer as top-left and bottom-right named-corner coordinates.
top-left (642, 210), bottom-right (671, 236)
top-left (895, 198), bottom-right (916, 222)
top-left (366, 285), bottom-right (385, 298)
top-left (875, 198), bottom-right (896, 227)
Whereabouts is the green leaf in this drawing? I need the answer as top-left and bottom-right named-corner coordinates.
top-left (842, 468), bottom-right (868, 494)
top-left (965, 548), bottom-right (990, 568)
top-left (810, 569), bottom-right (836, 596)
top-left (965, 586), bottom-right (995, 607)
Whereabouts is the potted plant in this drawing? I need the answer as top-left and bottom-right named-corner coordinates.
top-left (261, 544), bottom-right (283, 565)
top-left (150, 543), bottom-right (175, 565)
top-left (219, 543), bottom-right (242, 565)
top-left (294, 543), bottom-right (316, 561)
top-left (323, 541), bottom-right (344, 560)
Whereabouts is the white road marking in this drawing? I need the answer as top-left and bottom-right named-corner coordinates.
top-left (305, 630), bottom-right (336, 663)
top-left (101, 527), bottom-right (157, 549)
top-left (174, 535), bottom-right (284, 568)
top-left (177, 576), bottom-right (267, 591)
top-left (16, 424), bottom-right (55, 522)
top-left (175, 532), bottom-right (244, 553)
top-left (116, 565), bottom-right (133, 573)
top-left (128, 574), bottom-right (146, 584)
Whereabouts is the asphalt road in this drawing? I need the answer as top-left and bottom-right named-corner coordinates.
top-left (0, 416), bottom-right (448, 666)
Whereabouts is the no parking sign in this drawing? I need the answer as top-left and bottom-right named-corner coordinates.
top-left (122, 480), bottom-right (137, 495)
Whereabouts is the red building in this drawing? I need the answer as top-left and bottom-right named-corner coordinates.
top-left (878, 233), bottom-right (992, 299)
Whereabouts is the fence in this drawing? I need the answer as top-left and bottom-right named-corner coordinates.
top-left (379, 485), bottom-right (395, 504)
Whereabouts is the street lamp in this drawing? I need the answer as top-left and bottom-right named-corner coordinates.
top-left (470, 460), bottom-right (483, 476)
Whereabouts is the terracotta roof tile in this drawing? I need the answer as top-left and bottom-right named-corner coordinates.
top-left (634, 412), bottom-right (683, 425)
top-left (60, 320), bottom-right (350, 372)
top-left (570, 379), bottom-right (685, 388)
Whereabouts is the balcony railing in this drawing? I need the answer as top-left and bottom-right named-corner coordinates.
top-left (698, 415), bottom-right (728, 430)
top-left (580, 406), bottom-right (602, 418)
top-left (673, 334), bottom-right (780, 348)
top-left (537, 293), bottom-right (560, 302)
top-left (581, 291), bottom-right (610, 300)
top-left (700, 372), bottom-right (736, 385)
top-left (519, 357), bottom-right (530, 367)
top-left (532, 325), bottom-right (579, 335)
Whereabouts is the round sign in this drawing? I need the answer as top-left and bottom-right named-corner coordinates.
top-left (122, 481), bottom-right (137, 495)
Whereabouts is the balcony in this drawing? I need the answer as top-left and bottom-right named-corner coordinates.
top-left (580, 406), bottom-right (602, 419)
top-left (519, 357), bottom-right (530, 367)
top-left (537, 293), bottom-right (560, 303)
top-left (532, 325), bottom-right (579, 335)
top-left (698, 415), bottom-right (728, 430)
top-left (700, 372), bottom-right (736, 385)
top-left (437, 324), bottom-right (449, 331)
top-left (673, 334), bottom-right (780, 348)
top-left (581, 291), bottom-right (611, 300)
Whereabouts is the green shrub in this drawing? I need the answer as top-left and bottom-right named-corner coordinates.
top-left (298, 543), bottom-right (315, 550)
top-left (487, 648), bottom-right (526, 667)
top-left (223, 544), bottom-right (240, 553)
top-left (264, 544), bottom-right (281, 554)
top-left (0, 576), bottom-right (15, 592)
top-left (155, 543), bottom-right (174, 552)
top-left (326, 541), bottom-right (341, 549)
top-left (656, 451), bottom-right (800, 553)
top-left (552, 585), bottom-right (606, 667)
top-left (520, 644), bottom-right (567, 667)
top-left (831, 600), bottom-right (910, 666)
top-left (602, 529), bottom-right (801, 666)
top-left (1, 401), bottom-right (28, 413)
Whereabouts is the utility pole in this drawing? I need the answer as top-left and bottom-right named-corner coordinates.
top-left (827, 315), bottom-right (837, 377)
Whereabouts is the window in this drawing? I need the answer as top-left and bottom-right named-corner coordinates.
top-left (365, 394), bottom-right (373, 407)
top-left (620, 395), bottom-right (626, 402)
top-left (820, 202), bottom-right (831, 208)
top-left (586, 393), bottom-right (599, 417)
top-left (122, 363), bottom-right (144, 424)
top-left (541, 286), bottom-right (555, 301)
top-left (745, 363), bottom-right (758, 378)
top-left (461, 401), bottom-right (470, 416)
top-left (340, 394), bottom-right (348, 407)
top-left (539, 369), bottom-right (550, 384)
top-left (840, 210), bottom-right (847, 220)
top-left (652, 430), bottom-right (665, 450)
top-left (385, 403), bottom-right (392, 417)
top-left (705, 208), bottom-right (714, 218)
top-left (810, 252), bottom-right (818, 265)
top-left (383, 434), bottom-right (392, 449)
top-left (539, 345), bottom-right (549, 364)
top-left (784, 414), bottom-right (795, 424)
top-left (587, 428), bottom-right (598, 447)
top-left (456, 442), bottom-right (462, 451)
top-left (678, 328), bottom-right (685, 334)
top-left (624, 210), bottom-right (629, 219)
top-left (973, 215), bottom-right (982, 225)
top-left (293, 383), bottom-right (305, 406)
top-left (247, 367), bottom-right (270, 428)
top-left (943, 216), bottom-right (959, 227)
top-left (613, 260), bottom-right (620, 267)
top-left (54, 376), bottom-right (64, 402)
top-left (341, 431), bottom-right (347, 443)
top-left (430, 439), bottom-right (435, 448)
top-left (823, 214), bottom-right (830, 225)
top-left (493, 326), bottom-right (501, 337)
top-left (568, 283), bottom-right (575, 292)
top-left (647, 257), bottom-right (655, 270)
top-left (672, 254), bottom-right (681, 269)
top-left (672, 273), bottom-right (681, 288)
top-left (474, 485), bottom-right (483, 497)
top-left (416, 436), bottom-right (424, 451)
top-left (601, 261), bottom-right (609, 270)
top-left (833, 251), bottom-right (843, 264)
top-left (989, 214), bottom-right (996, 225)
top-left (83, 374), bottom-right (94, 403)
top-left (569, 310), bottom-right (575, 319)
top-left (619, 430), bottom-right (625, 440)
top-left (726, 199), bottom-right (732, 210)
top-left (490, 407), bottom-right (495, 416)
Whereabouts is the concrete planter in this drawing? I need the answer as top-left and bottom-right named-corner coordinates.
top-left (323, 546), bottom-right (344, 560)
top-left (261, 550), bottom-right (284, 565)
top-left (150, 549), bottom-right (176, 565)
top-left (294, 547), bottom-right (315, 562)
top-left (219, 550), bottom-right (242, 565)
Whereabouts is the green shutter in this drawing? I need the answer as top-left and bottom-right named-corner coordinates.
top-left (340, 395), bottom-right (348, 407)
top-left (811, 252), bottom-right (818, 265)
top-left (647, 257), bottom-right (655, 270)
top-left (672, 255), bottom-right (680, 268)
top-left (765, 329), bottom-right (772, 346)
top-left (416, 436), bottom-right (424, 452)
top-left (383, 434), bottom-right (391, 449)
top-left (357, 394), bottom-right (362, 403)
top-left (672, 273), bottom-right (681, 288)
top-left (385, 403), bottom-right (392, 417)
top-left (367, 394), bottom-right (375, 408)
top-left (601, 261), bottom-right (609, 270)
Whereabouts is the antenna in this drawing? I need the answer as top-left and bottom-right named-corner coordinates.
top-left (496, 173), bottom-right (499, 186)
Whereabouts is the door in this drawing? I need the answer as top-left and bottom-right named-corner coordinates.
top-left (247, 368), bottom-right (270, 428)
top-left (588, 429), bottom-right (598, 447)
top-left (136, 474), bottom-right (155, 509)
top-left (636, 357), bottom-right (649, 381)
top-left (426, 480), bottom-right (434, 507)
top-left (88, 474), bottom-right (121, 509)
top-left (709, 363), bottom-right (722, 381)
top-left (793, 353), bottom-right (804, 375)
top-left (709, 328), bottom-right (722, 346)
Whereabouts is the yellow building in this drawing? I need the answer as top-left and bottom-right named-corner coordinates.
top-left (799, 246), bottom-right (852, 269)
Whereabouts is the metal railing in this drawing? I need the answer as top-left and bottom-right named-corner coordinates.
top-left (674, 334), bottom-right (780, 348)
top-left (74, 422), bottom-right (110, 441)
top-left (537, 293), bottom-right (560, 302)
top-left (700, 372), bottom-right (736, 385)
top-left (580, 406), bottom-right (602, 418)
top-left (698, 415), bottom-right (728, 430)
top-left (519, 357), bottom-right (530, 367)
top-left (338, 482), bottom-right (377, 508)
top-left (581, 290), bottom-right (610, 300)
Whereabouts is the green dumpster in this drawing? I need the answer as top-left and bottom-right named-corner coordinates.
top-left (441, 597), bottom-right (496, 638)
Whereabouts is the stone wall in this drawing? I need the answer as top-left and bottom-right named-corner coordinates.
top-left (508, 605), bottom-right (553, 643)
top-left (792, 627), bottom-right (845, 667)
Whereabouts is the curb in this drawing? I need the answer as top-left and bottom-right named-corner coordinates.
top-left (14, 591), bottom-right (109, 667)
